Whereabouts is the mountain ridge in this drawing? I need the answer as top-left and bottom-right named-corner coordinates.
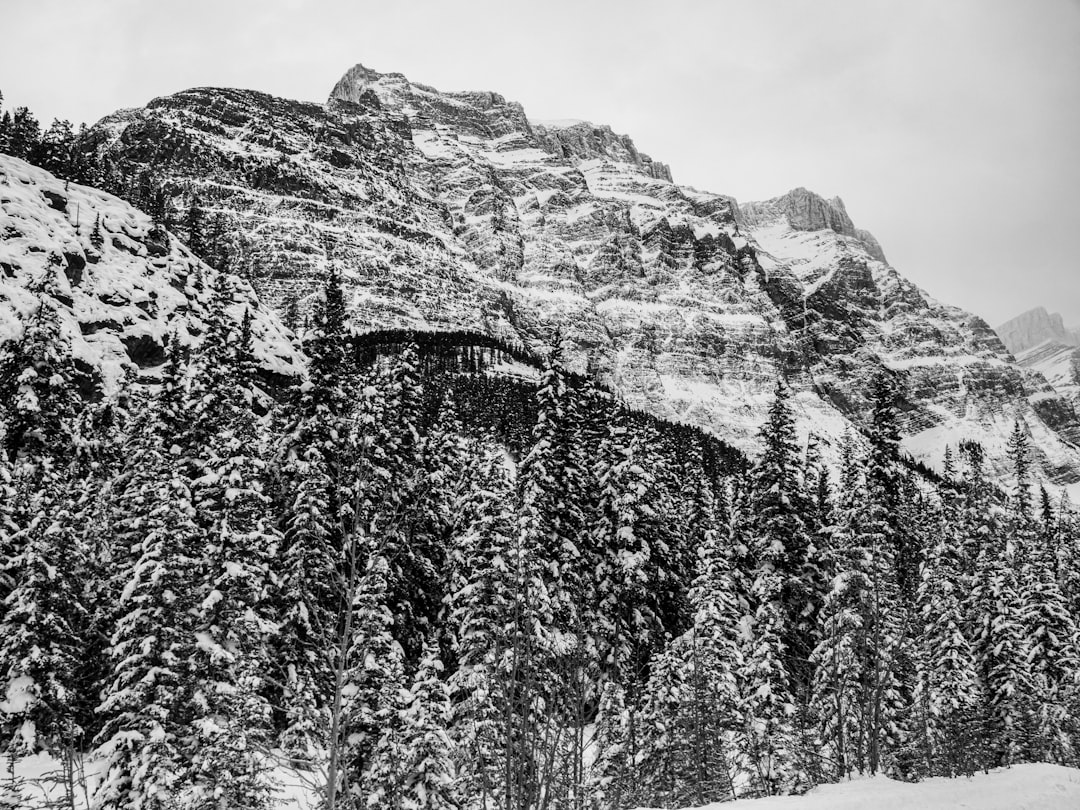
top-left (73, 60), bottom-right (1080, 491)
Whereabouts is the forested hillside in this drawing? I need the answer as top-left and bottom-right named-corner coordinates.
top-left (2, 255), bottom-right (1079, 808)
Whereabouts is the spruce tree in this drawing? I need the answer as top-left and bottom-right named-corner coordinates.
top-left (182, 274), bottom-right (278, 807)
top-left (7, 107), bottom-right (40, 161)
top-left (587, 682), bottom-right (632, 810)
top-left (913, 525), bottom-right (981, 777)
top-left (971, 527), bottom-right (1029, 767)
top-left (274, 267), bottom-right (352, 759)
top-left (400, 640), bottom-right (457, 810)
top-left (446, 447), bottom-right (515, 806)
top-left (683, 485), bottom-right (742, 803)
top-left (93, 350), bottom-right (201, 810)
top-left (0, 299), bottom-right (85, 757)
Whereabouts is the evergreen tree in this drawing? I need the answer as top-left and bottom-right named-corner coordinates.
top-left (0, 90), bottom-right (11, 154)
top-left (0, 299), bottom-right (84, 757)
top-left (971, 527), bottom-right (1029, 767)
top-left (636, 641), bottom-right (691, 808)
top-left (7, 107), bottom-right (40, 161)
top-left (34, 119), bottom-right (75, 179)
top-left (274, 266), bottom-right (352, 759)
top-left (751, 379), bottom-right (813, 698)
top-left (912, 525), bottom-right (981, 777)
top-left (184, 200), bottom-right (206, 259)
top-left (182, 273), bottom-right (278, 807)
top-left (682, 487), bottom-right (742, 803)
top-left (93, 351), bottom-right (200, 810)
top-left (593, 422), bottom-right (659, 681)
top-left (341, 553), bottom-right (406, 805)
top-left (400, 640), bottom-right (457, 810)
top-left (1010, 426), bottom-right (1079, 762)
top-left (446, 447), bottom-right (516, 808)
top-left (587, 682), bottom-right (632, 810)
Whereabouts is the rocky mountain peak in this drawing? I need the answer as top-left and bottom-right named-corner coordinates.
top-left (328, 63), bottom-right (672, 181)
top-left (995, 306), bottom-right (1080, 356)
top-left (741, 187), bottom-right (887, 263)
top-left (329, 62), bottom-right (532, 141)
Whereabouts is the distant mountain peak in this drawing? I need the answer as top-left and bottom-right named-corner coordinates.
top-left (995, 306), bottom-right (1080, 356)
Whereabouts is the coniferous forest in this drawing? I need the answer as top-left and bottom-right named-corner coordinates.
top-left (3, 89), bottom-right (1080, 810)
top-left (1, 257), bottom-right (1080, 809)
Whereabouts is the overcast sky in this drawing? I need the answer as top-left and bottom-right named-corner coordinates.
top-left (2, 0), bottom-right (1078, 326)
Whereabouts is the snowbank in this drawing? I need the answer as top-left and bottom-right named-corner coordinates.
top-left (7, 757), bottom-right (1078, 808)
top-left (639, 763), bottom-right (1080, 810)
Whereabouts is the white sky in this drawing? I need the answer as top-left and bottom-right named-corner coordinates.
top-left (2, 0), bottom-right (1078, 327)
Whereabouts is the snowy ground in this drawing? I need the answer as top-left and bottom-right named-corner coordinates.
top-left (636, 763), bottom-right (1080, 810)
top-left (1, 753), bottom-right (323, 809)
top-left (6, 756), bottom-right (1078, 808)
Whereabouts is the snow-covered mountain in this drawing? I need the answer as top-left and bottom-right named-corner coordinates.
top-left (996, 306), bottom-right (1080, 356)
top-left (0, 154), bottom-right (303, 397)
top-left (995, 307), bottom-right (1080, 418)
top-left (85, 61), bottom-right (1080, 489)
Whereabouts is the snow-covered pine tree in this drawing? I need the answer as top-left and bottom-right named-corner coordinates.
top-left (274, 266), bottom-right (353, 760)
top-left (508, 335), bottom-right (584, 804)
top-left (93, 350), bottom-right (201, 809)
top-left (739, 567), bottom-right (797, 796)
top-left (749, 380), bottom-right (816, 710)
top-left (912, 516), bottom-right (981, 777)
top-left (182, 274), bottom-right (278, 808)
top-left (857, 372), bottom-right (911, 775)
top-left (635, 640), bottom-right (691, 808)
top-left (1057, 493), bottom-right (1080, 622)
top-left (446, 446), bottom-right (516, 807)
top-left (400, 639), bottom-right (457, 810)
top-left (0, 297), bottom-right (86, 757)
top-left (730, 379), bottom-right (806, 794)
top-left (971, 522), bottom-right (1029, 768)
top-left (587, 681), bottom-right (632, 810)
top-left (379, 343), bottom-right (446, 662)
top-left (520, 335), bottom-right (589, 651)
top-left (339, 553), bottom-right (406, 807)
top-left (1009, 424), bottom-right (1079, 763)
top-left (592, 420), bottom-right (658, 683)
top-left (682, 481), bottom-right (742, 804)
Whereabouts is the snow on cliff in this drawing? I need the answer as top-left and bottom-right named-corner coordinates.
top-left (0, 154), bottom-right (303, 394)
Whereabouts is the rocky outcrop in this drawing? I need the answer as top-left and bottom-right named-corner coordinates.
top-left (532, 120), bottom-right (673, 182)
top-left (0, 154), bottom-right (302, 397)
top-left (741, 188), bottom-right (887, 263)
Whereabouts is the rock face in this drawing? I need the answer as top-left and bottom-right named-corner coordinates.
top-left (532, 120), bottom-right (673, 182)
top-left (741, 188), bottom-right (887, 263)
top-left (0, 154), bottom-right (302, 397)
top-left (85, 61), bottom-right (1080, 490)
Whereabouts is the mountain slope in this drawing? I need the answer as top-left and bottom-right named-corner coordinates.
top-left (86, 62), bottom-right (1080, 488)
top-left (0, 154), bottom-right (302, 396)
